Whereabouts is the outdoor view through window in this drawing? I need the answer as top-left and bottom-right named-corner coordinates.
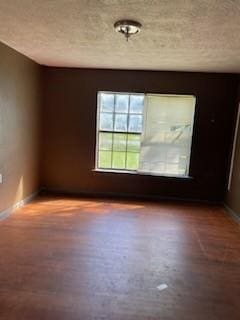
top-left (96, 92), bottom-right (196, 177)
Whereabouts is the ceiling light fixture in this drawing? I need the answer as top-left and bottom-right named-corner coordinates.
top-left (114, 20), bottom-right (142, 41)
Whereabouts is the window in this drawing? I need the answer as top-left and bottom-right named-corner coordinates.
top-left (96, 92), bottom-right (196, 177)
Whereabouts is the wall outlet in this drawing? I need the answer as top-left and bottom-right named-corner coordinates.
top-left (0, 174), bottom-right (2, 184)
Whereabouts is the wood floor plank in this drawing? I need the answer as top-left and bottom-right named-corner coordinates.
top-left (0, 195), bottom-right (239, 319)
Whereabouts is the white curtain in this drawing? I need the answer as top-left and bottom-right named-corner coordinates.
top-left (138, 94), bottom-right (196, 176)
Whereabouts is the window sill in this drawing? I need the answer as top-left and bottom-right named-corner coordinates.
top-left (92, 168), bottom-right (193, 180)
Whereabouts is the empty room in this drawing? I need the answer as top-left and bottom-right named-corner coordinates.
top-left (0, 1), bottom-right (240, 319)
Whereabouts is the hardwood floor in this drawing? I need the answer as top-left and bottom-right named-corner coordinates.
top-left (0, 195), bottom-right (239, 320)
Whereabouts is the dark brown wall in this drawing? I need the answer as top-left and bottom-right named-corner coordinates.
top-left (0, 42), bottom-right (41, 213)
top-left (225, 79), bottom-right (240, 214)
top-left (41, 68), bottom-right (238, 202)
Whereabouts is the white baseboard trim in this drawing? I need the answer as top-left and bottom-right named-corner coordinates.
top-left (224, 204), bottom-right (240, 224)
top-left (0, 190), bottom-right (40, 221)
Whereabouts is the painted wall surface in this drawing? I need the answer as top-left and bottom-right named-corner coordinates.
top-left (41, 68), bottom-right (238, 202)
top-left (0, 42), bottom-right (41, 213)
top-left (226, 81), bottom-right (240, 215)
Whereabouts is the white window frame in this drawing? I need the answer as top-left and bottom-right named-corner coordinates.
top-left (95, 91), bottom-right (196, 178)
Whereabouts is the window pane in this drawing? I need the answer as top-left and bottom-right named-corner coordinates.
top-left (100, 93), bottom-right (114, 112)
top-left (166, 163), bottom-right (180, 175)
top-left (128, 115), bottom-right (143, 132)
top-left (130, 95), bottom-right (144, 114)
top-left (138, 94), bottom-right (196, 176)
top-left (99, 132), bottom-right (112, 150)
top-left (166, 147), bottom-right (180, 164)
top-left (127, 134), bottom-right (141, 152)
top-left (179, 155), bottom-right (188, 175)
top-left (112, 152), bottom-right (126, 169)
top-left (113, 133), bottom-right (127, 151)
top-left (99, 113), bottom-right (113, 131)
top-left (98, 151), bottom-right (112, 168)
top-left (114, 114), bottom-right (128, 131)
top-left (126, 152), bottom-right (139, 170)
top-left (115, 94), bottom-right (129, 113)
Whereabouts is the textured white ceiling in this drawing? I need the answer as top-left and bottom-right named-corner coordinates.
top-left (0, 0), bottom-right (240, 73)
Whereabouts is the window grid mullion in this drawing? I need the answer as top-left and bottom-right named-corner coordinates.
top-left (111, 94), bottom-right (116, 169)
top-left (99, 129), bottom-right (141, 135)
top-left (98, 131), bottom-right (141, 150)
top-left (101, 111), bottom-right (142, 115)
top-left (125, 94), bottom-right (131, 169)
